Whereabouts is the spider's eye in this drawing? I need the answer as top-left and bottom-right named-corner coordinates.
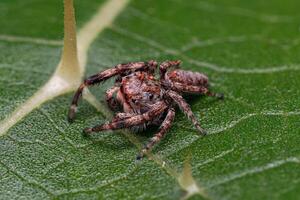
top-left (149, 93), bottom-right (154, 100)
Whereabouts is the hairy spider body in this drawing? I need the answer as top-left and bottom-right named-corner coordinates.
top-left (68, 60), bottom-right (223, 159)
top-left (121, 71), bottom-right (161, 115)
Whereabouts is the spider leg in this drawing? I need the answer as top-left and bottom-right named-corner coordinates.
top-left (105, 86), bottom-right (120, 111)
top-left (83, 101), bottom-right (167, 134)
top-left (112, 112), bottom-right (148, 132)
top-left (169, 83), bottom-right (224, 99)
top-left (137, 107), bottom-right (175, 160)
top-left (68, 61), bottom-right (157, 122)
top-left (159, 60), bottom-right (181, 79)
top-left (166, 90), bottom-right (206, 135)
top-left (112, 112), bottom-right (135, 122)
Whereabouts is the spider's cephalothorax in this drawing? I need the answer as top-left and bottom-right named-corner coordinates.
top-left (68, 60), bottom-right (223, 159)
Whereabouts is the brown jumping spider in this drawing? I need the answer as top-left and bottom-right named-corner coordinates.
top-left (68, 60), bottom-right (223, 159)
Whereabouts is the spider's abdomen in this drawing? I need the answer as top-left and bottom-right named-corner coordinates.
top-left (166, 70), bottom-right (209, 87)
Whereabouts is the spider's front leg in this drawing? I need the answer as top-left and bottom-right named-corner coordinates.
top-left (68, 61), bottom-right (157, 122)
top-left (112, 113), bottom-right (136, 121)
top-left (137, 107), bottom-right (175, 160)
top-left (83, 101), bottom-right (168, 134)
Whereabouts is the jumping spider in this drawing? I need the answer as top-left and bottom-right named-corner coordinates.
top-left (68, 60), bottom-right (223, 159)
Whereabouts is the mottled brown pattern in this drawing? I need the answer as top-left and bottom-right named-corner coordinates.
top-left (68, 60), bottom-right (223, 159)
top-left (137, 107), bottom-right (176, 160)
top-left (167, 90), bottom-right (206, 134)
top-left (167, 70), bottom-right (209, 87)
top-left (105, 86), bottom-right (120, 111)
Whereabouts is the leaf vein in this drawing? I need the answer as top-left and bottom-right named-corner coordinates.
top-left (111, 26), bottom-right (300, 74)
top-left (0, 160), bottom-right (54, 197)
top-left (207, 157), bottom-right (300, 187)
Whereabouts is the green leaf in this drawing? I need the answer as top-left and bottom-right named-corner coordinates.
top-left (1, 0), bottom-right (300, 199)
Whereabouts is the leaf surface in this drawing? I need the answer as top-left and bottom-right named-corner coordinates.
top-left (0, 0), bottom-right (300, 199)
